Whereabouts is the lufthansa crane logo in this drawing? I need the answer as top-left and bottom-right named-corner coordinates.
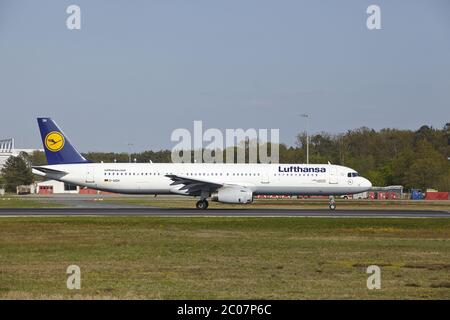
top-left (45, 131), bottom-right (65, 152)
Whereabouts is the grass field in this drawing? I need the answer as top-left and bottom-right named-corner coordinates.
top-left (0, 197), bottom-right (65, 208)
top-left (1, 217), bottom-right (449, 299)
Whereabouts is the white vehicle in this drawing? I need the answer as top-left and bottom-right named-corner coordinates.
top-left (340, 192), bottom-right (368, 200)
top-left (32, 118), bottom-right (372, 210)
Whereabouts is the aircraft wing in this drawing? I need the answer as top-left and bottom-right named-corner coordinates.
top-left (165, 174), bottom-right (224, 196)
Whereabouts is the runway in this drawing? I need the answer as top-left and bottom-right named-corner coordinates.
top-left (0, 207), bottom-right (449, 218)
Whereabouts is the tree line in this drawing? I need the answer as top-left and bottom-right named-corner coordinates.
top-left (1, 123), bottom-right (449, 192)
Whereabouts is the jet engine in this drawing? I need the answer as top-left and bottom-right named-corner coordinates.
top-left (211, 186), bottom-right (253, 204)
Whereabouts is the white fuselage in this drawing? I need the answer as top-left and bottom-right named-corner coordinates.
top-left (33, 163), bottom-right (372, 196)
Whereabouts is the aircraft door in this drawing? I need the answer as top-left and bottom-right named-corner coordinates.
top-left (261, 172), bottom-right (270, 184)
top-left (86, 166), bottom-right (95, 183)
top-left (329, 166), bottom-right (338, 184)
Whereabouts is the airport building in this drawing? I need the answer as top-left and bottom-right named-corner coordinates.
top-left (0, 138), bottom-right (43, 170)
top-left (36, 180), bottom-right (111, 195)
top-left (36, 180), bottom-right (80, 194)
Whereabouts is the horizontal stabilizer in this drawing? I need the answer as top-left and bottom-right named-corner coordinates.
top-left (32, 166), bottom-right (67, 175)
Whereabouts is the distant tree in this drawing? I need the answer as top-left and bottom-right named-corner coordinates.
top-left (390, 148), bottom-right (415, 186)
top-left (29, 150), bottom-right (47, 166)
top-left (366, 169), bottom-right (386, 187)
top-left (136, 150), bottom-right (172, 163)
top-left (0, 153), bottom-right (34, 192)
top-left (414, 125), bottom-right (433, 146)
top-left (82, 152), bottom-right (129, 163)
top-left (444, 123), bottom-right (450, 157)
top-left (0, 174), bottom-right (5, 189)
top-left (444, 123), bottom-right (450, 132)
top-left (402, 140), bottom-right (447, 190)
top-left (437, 168), bottom-right (450, 192)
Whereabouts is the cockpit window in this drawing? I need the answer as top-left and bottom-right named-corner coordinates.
top-left (347, 172), bottom-right (359, 177)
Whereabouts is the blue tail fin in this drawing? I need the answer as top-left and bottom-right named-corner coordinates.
top-left (37, 118), bottom-right (90, 165)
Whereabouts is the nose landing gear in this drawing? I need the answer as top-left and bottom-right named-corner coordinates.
top-left (329, 195), bottom-right (336, 210)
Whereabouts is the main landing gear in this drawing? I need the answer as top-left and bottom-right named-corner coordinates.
top-left (196, 199), bottom-right (209, 210)
top-left (196, 190), bottom-right (210, 210)
top-left (329, 195), bottom-right (336, 211)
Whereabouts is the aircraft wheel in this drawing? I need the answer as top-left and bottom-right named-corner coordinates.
top-left (196, 200), bottom-right (209, 210)
top-left (328, 195), bottom-right (336, 211)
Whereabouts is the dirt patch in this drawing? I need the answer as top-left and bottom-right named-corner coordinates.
top-left (403, 263), bottom-right (450, 270)
top-left (352, 263), bottom-right (393, 268)
top-left (430, 282), bottom-right (450, 289)
top-left (405, 283), bottom-right (420, 287)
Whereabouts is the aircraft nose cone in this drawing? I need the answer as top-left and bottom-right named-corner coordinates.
top-left (364, 178), bottom-right (372, 189)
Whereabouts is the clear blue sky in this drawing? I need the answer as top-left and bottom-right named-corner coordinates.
top-left (0, 0), bottom-right (449, 152)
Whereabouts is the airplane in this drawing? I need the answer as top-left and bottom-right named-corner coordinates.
top-left (32, 118), bottom-right (372, 210)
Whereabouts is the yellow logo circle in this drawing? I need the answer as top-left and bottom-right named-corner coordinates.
top-left (45, 131), bottom-right (65, 152)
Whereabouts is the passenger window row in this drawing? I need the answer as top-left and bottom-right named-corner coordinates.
top-left (104, 172), bottom-right (262, 176)
top-left (105, 172), bottom-right (160, 176)
top-left (104, 172), bottom-right (319, 177)
top-left (274, 173), bottom-right (319, 177)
